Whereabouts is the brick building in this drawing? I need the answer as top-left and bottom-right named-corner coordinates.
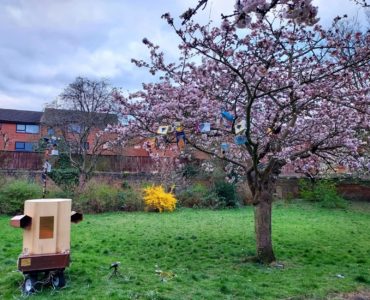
top-left (0, 107), bottom-right (178, 158)
top-left (0, 108), bottom-right (118, 155)
top-left (0, 109), bottom-right (43, 152)
top-left (40, 108), bottom-right (119, 156)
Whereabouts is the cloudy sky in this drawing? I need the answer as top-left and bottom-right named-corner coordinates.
top-left (0, 0), bottom-right (367, 111)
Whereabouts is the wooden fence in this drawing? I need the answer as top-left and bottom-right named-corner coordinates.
top-left (0, 151), bottom-right (43, 170)
top-left (0, 151), bottom-right (358, 179)
top-left (0, 151), bottom-right (173, 173)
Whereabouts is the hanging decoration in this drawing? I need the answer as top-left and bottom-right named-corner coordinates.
top-left (174, 122), bottom-right (183, 132)
top-left (167, 125), bottom-right (174, 133)
top-left (234, 120), bottom-right (246, 134)
top-left (221, 110), bottom-right (234, 122)
top-left (42, 135), bottom-right (60, 157)
top-left (234, 135), bottom-right (247, 145)
top-left (50, 148), bottom-right (59, 156)
top-left (176, 131), bottom-right (186, 150)
top-left (221, 142), bottom-right (230, 155)
top-left (199, 122), bottom-right (211, 133)
top-left (157, 126), bottom-right (170, 135)
top-left (43, 160), bottom-right (52, 173)
top-left (221, 143), bottom-right (230, 151)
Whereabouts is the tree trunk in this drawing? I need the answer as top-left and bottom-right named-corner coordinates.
top-left (78, 172), bottom-right (88, 190)
top-left (247, 158), bottom-right (284, 264)
top-left (254, 191), bottom-right (275, 264)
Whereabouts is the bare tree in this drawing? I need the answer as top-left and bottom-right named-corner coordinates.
top-left (58, 77), bottom-right (118, 113)
top-left (0, 124), bottom-right (10, 150)
top-left (43, 77), bottom-right (118, 186)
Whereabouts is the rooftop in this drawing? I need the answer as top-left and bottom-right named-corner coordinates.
top-left (41, 108), bottom-right (118, 128)
top-left (0, 108), bottom-right (43, 124)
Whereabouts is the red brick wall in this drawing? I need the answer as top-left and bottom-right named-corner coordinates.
top-left (275, 177), bottom-right (370, 202)
top-left (337, 183), bottom-right (370, 202)
top-left (52, 127), bottom-right (120, 156)
top-left (0, 123), bottom-right (41, 151)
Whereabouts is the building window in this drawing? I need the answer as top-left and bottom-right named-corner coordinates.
top-left (16, 124), bottom-right (40, 134)
top-left (15, 142), bottom-right (35, 152)
top-left (68, 123), bottom-right (81, 133)
top-left (16, 124), bottom-right (25, 132)
top-left (47, 127), bottom-right (55, 136)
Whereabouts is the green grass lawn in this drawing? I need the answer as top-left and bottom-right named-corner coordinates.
top-left (0, 201), bottom-right (369, 299)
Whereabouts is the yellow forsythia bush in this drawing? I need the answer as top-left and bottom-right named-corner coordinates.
top-left (143, 185), bottom-right (177, 212)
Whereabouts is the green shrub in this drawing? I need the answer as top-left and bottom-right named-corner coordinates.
top-left (48, 154), bottom-right (80, 189)
top-left (212, 180), bottom-right (240, 208)
top-left (118, 189), bottom-right (144, 212)
top-left (299, 179), bottom-right (315, 201)
top-left (77, 183), bottom-right (120, 213)
top-left (182, 163), bottom-right (200, 179)
top-left (49, 168), bottom-right (79, 190)
top-left (48, 189), bottom-right (75, 199)
top-left (54, 153), bottom-right (73, 169)
top-left (0, 180), bottom-right (42, 214)
top-left (179, 160), bottom-right (242, 208)
top-left (178, 181), bottom-right (240, 209)
top-left (299, 179), bottom-right (347, 208)
top-left (177, 183), bottom-right (209, 207)
top-left (178, 183), bottom-right (219, 208)
top-left (73, 182), bottom-right (144, 213)
top-left (121, 181), bottom-right (131, 190)
top-left (0, 176), bottom-right (6, 189)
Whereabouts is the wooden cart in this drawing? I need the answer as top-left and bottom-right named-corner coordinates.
top-left (10, 199), bottom-right (82, 294)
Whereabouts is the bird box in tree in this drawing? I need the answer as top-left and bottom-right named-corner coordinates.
top-left (10, 199), bottom-right (83, 294)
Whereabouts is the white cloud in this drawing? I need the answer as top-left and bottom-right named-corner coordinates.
top-left (0, 92), bottom-right (48, 111)
top-left (314, 0), bottom-right (367, 26)
top-left (3, 0), bottom-right (107, 30)
top-left (0, 0), bottom-right (368, 112)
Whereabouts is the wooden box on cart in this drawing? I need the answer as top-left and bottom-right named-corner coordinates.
top-left (10, 199), bottom-right (83, 294)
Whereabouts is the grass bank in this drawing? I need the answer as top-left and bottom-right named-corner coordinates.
top-left (0, 201), bottom-right (369, 299)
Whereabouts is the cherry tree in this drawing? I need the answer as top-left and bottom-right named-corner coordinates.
top-left (180, 0), bottom-right (369, 27)
top-left (114, 7), bottom-right (369, 263)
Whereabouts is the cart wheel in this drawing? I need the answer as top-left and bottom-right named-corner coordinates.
top-left (51, 271), bottom-right (65, 288)
top-left (23, 274), bottom-right (37, 294)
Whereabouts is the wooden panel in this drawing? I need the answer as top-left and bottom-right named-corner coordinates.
top-left (0, 150), bottom-right (175, 173)
top-left (23, 200), bottom-right (59, 255)
top-left (23, 202), bottom-right (36, 255)
top-left (56, 199), bottom-right (72, 253)
top-left (0, 151), bottom-right (43, 170)
top-left (18, 253), bottom-right (70, 272)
